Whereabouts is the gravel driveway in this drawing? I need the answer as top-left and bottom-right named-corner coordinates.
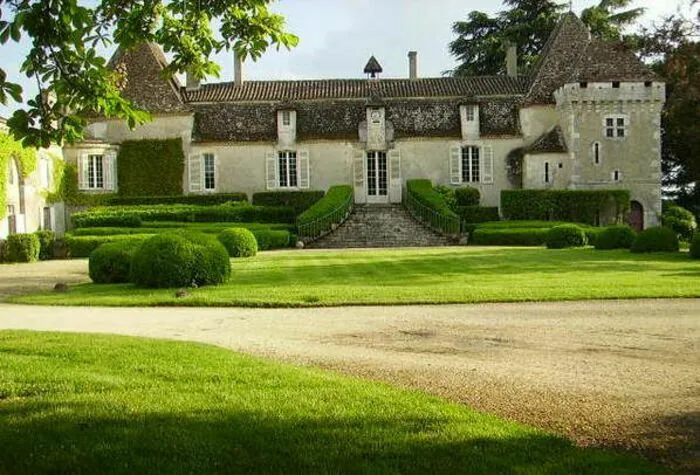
top-left (0, 260), bottom-right (698, 472)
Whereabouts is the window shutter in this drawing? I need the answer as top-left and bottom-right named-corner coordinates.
top-left (389, 148), bottom-right (402, 203)
top-left (353, 149), bottom-right (365, 204)
top-left (266, 151), bottom-right (278, 190)
top-left (298, 150), bottom-right (310, 189)
top-left (450, 146), bottom-right (461, 185)
top-left (79, 153), bottom-right (89, 190)
top-left (103, 150), bottom-right (117, 191)
top-left (189, 154), bottom-right (203, 193)
top-left (481, 145), bottom-right (494, 184)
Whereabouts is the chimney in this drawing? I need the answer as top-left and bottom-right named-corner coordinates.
top-left (234, 51), bottom-right (243, 86)
top-left (505, 42), bottom-right (518, 77)
top-left (408, 51), bottom-right (418, 80)
top-left (186, 70), bottom-right (200, 91)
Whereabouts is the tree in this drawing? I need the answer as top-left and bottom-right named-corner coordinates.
top-left (448, 0), bottom-right (645, 77)
top-left (0, 0), bottom-right (298, 147)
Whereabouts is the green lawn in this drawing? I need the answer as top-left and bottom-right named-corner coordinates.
top-left (11, 247), bottom-right (700, 307)
top-left (0, 331), bottom-right (664, 474)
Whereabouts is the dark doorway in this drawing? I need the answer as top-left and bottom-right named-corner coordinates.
top-left (626, 201), bottom-right (644, 232)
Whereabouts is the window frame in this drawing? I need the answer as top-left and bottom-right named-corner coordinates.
top-left (203, 153), bottom-right (217, 192)
top-left (460, 146), bottom-right (481, 184)
top-left (604, 115), bottom-right (628, 139)
top-left (277, 150), bottom-right (299, 189)
top-left (86, 154), bottom-right (104, 190)
top-left (281, 110), bottom-right (291, 127)
top-left (465, 105), bottom-right (476, 122)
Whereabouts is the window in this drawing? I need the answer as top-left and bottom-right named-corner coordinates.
top-left (461, 146), bottom-right (480, 183)
top-left (612, 81), bottom-right (620, 88)
top-left (278, 151), bottom-right (298, 188)
top-left (465, 105), bottom-right (476, 122)
top-left (613, 170), bottom-right (621, 182)
top-left (87, 154), bottom-right (104, 189)
top-left (43, 207), bottom-right (51, 231)
top-left (579, 82), bottom-right (588, 88)
top-left (370, 109), bottom-right (382, 124)
top-left (593, 142), bottom-right (602, 164)
top-left (281, 110), bottom-right (291, 127)
top-left (605, 115), bottom-right (627, 139)
top-left (544, 162), bottom-right (550, 183)
top-left (203, 153), bottom-right (216, 191)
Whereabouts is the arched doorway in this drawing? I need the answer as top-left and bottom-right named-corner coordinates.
top-left (626, 201), bottom-right (644, 232)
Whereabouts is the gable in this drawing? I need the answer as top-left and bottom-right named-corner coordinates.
top-left (109, 43), bottom-right (186, 114)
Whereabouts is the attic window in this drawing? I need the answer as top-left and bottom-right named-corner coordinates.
top-left (465, 105), bottom-right (476, 122)
top-left (281, 110), bottom-right (291, 127)
top-left (579, 82), bottom-right (588, 88)
top-left (370, 108), bottom-right (382, 124)
top-left (612, 82), bottom-right (621, 89)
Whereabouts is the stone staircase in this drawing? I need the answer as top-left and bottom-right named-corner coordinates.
top-left (306, 204), bottom-right (454, 249)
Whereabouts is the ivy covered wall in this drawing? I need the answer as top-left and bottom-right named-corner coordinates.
top-left (116, 139), bottom-right (185, 197)
top-left (0, 132), bottom-right (37, 219)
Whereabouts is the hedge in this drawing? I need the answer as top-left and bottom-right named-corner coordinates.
top-left (470, 228), bottom-right (549, 246)
top-left (0, 240), bottom-right (7, 263)
top-left (455, 187), bottom-right (481, 207)
top-left (690, 234), bottom-right (700, 259)
top-left (116, 139), bottom-right (185, 197)
top-left (545, 225), bottom-right (588, 249)
top-left (455, 206), bottom-right (499, 224)
top-left (65, 234), bottom-right (152, 258)
top-left (253, 191), bottom-right (325, 215)
top-left (296, 186), bottom-right (353, 240)
top-left (6, 233), bottom-right (41, 263)
top-left (104, 193), bottom-right (248, 207)
top-left (661, 204), bottom-right (697, 241)
top-left (253, 229), bottom-right (293, 250)
top-left (406, 180), bottom-right (459, 219)
top-left (594, 225), bottom-right (636, 250)
top-left (72, 213), bottom-right (143, 229)
top-left (501, 190), bottom-right (631, 225)
top-left (218, 228), bottom-right (258, 257)
top-left (71, 223), bottom-right (295, 236)
top-left (89, 240), bottom-right (142, 284)
top-left (631, 227), bottom-right (680, 253)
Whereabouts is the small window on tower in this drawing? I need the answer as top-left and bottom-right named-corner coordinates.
top-left (612, 81), bottom-right (621, 88)
top-left (644, 81), bottom-right (653, 88)
top-left (579, 82), bottom-right (588, 88)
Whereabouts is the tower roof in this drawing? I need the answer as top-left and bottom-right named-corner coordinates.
top-left (363, 56), bottom-right (383, 77)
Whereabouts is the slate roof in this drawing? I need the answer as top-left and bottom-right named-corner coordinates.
top-left (182, 76), bottom-right (531, 103)
top-left (527, 126), bottom-right (567, 154)
top-left (572, 39), bottom-right (657, 83)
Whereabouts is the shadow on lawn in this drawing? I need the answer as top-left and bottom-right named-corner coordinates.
top-left (0, 402), bottom-right (663, 475)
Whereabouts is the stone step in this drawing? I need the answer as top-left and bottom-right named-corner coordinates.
top-left (306, 204), bottom-right (454, 249)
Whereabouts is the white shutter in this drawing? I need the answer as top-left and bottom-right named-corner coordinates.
top-left (103, 150), bottom-right (117, 191)
top-left (481, 145), bottom-right (494, 184)
top-left (353, 149), bottom-right (365, 204)
top-left (266, 151), bottom-right (278, 190)
top-left (298, 150), bottom-right (310, 189)
top-left (188, 154), bottom-right (203, 193)
top-left (79, 153), bottom-right (89, 190)
top-left (389, 148), bottom-right (402, 203)
top-left (450, 146), bottom-right (461, 185)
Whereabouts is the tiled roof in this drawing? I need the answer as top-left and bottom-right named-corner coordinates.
top-left (527, 126), bottom-right (568, 154)
top-left (572, 39), bottom-right (657, 83)
top-left (182, 76), bottom-right (531, 103)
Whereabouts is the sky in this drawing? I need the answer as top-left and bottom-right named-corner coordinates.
top-left (0, 0), bottom-right (697, 117)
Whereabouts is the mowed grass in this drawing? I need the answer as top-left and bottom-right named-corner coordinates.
top-left (11, 247), bottom-right (700, 307)
top-left (0, 331), bottom-right (665, 474)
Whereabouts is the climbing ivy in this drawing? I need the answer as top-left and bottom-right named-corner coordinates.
top-left (0, 132), bottom-right (37, 219)
top-left (47, 163), bottom-right (116, 206)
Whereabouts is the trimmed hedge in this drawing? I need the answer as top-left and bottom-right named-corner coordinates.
top-left (470, 228), bottom-right (549, 246)
top-left (72, 213), bottom-right (142, 229)
top-left (35, 230), bottom-right (55, 260)
top-left (297, 186), bottom-right (353, 225)
top-left (253, 191), bottom-right (325, 215)
top-left (88, 241), bottom-right (141, 284)
top-left (407, 180), bottom-right (459, 219)
top-left (631, 227), bottom-right (680, 253)
top-left (546, 225), bottom-right (588, 249)
top-left (501, 190), bottom-right (630, 225)
top-left (65, 234), bottom-right (151, 258)
top-left (116, 139), bottom-right (185, 197)
top-left (218, 228), bottom-right (258, 257)
top-left (0, 240), bottom-right (7, 263)
top-left (253, 230), bottom-right (292, 250)
top-left (690, 234), bottom-right (700, 259)
top-left (6, 234), bottom-right (41, 263)
top-left (104, 193), bottom-right (248, 207)
top-left (661, 204), bottom-right (697, 241)
top-left (594, 225), bottom-right (636, 250)
top-left (455, 187), bottom-right (480, 207)
top-left (455, 206), bottom-right (500, 224)
top-left (131, 232), bottom-right (231, 288)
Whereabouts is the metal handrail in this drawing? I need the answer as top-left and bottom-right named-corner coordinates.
top-left (297, 191), bottom-right (353, 242)
top-left (404, 188), bottom-right (461, 235)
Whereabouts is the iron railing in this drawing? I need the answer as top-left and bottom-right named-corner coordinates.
top-left (404, 188), bottom-right (461, 236)
top-left (297, 191), bottom-right (353, 243)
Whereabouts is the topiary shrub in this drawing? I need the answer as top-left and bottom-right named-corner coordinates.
top-left (455, 206), bottom-right (499, 224)
top-left (661, 204), bottom-right (697, 241)
top-left (34, 230), bottom-right (55, 260)
top-left (690, 234), bottom-right (700, 259)
top-left (545, 225), bottom-right (588, 249)
top-left (218, 228), bottom-right (258, 257)
top-left (631, 227), bottom-right (679, 253)
top-left (89, 241), bottom-right (142, 284)
top-left (131, 232), bottom-right (231, 289)
top-left (6, 233), bottom-right (41, 263)
top-left (455, 187), bottom-right (481, 206)
top-left (594, 225), bottom-right (636, 250)
top-left (253, 229), bottom-right (292, 250)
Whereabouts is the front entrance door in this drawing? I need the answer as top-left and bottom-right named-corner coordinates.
top-left (626, 201), bottom-right (644, 232)
top-left (366, 151), bottom-right (389, 204)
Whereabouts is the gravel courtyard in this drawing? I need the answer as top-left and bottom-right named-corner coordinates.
top-left (0, 260), bottom-right (698, 472)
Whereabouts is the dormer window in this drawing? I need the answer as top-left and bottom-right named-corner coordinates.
top-left (465, 105), bottom-right (476, 122)
top-left (460, 104), bottom-right (480, 140)
top-left (370, 108), bottom-right (382, 124)
top-left (281, 110), bottom-right (291, 127)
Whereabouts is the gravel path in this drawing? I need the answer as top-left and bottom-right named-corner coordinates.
top-left (0, 261), bottom-right (698, 471)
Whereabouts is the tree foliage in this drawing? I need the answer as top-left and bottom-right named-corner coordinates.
top-left (0, 0), bottom-right (298, 147)
top-left (448, 0), bottom-right (645, 76)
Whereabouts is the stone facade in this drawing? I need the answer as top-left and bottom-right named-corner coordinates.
top-left (63, 13), bottom-right (664, 228)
